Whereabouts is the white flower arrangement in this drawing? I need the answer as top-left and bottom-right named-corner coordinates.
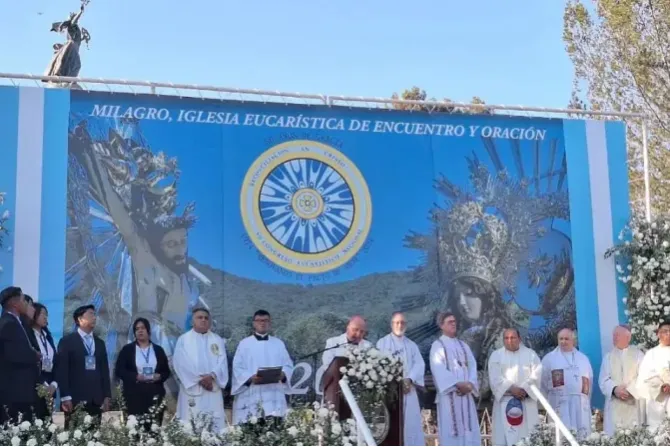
top-left (340, 346), bottom-right (404, 413)
top-left (225, 401), bottom-right (357, 446)
top-left (606, 216), bottom-right (670, 348)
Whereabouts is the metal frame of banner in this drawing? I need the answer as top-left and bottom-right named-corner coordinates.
top-left (0, 72), bottom-right (653, 221)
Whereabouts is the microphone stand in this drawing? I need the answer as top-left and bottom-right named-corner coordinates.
top-left (297, 342), bottom-right (352, 361)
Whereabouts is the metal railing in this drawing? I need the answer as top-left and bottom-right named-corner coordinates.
top-left (339, 379), bottom-right (377, 446)
top-left (529, 384), bottom-right (580, 446)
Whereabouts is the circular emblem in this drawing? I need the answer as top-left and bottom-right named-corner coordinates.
top-left (367, 403), bottom-right (391, 443)
top-left (210, 343), bottom-right (220, 356)
top-left (241, 140), bottom-right (372, 274)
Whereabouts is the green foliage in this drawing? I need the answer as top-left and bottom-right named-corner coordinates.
top-left (391, 86), bottom-right (491, 114)
top-left (563, 0), bottom-right (670, 215)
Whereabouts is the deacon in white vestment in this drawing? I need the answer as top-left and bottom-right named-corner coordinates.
top-left (541, 328), bottom-right (593, 439)
top-left (430, 312), bottom-right (481, 446)
top-left (488, 328), bottom-right (542, 446)
top-left (599, 325), bottom-right (644, 436)
top-left (376, 312), bottom-right (425, 446)
top-left (322, 315), bottom-right (372, 368)
top-left (636, 320), bottom-right (670, 432)
top-left (231, 310), bottom-right (294, 424)
top-left (173, 308), bottom-right (229, 432)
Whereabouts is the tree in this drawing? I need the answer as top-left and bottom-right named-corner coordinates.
top-left (391, 86), bottom-right (491, 114)
top-left (564, 0), bottom-right (670, 216)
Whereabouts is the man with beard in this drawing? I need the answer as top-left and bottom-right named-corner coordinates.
top-left (72, 127), bottom-right (200, 350)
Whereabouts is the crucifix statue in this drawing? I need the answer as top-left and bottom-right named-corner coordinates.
top-left (44, 0), bottom-right (92, 83)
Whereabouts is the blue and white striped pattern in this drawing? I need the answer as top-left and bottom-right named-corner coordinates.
top-left (564, 119), bottom-right (629, 407)
top-left (0, 86), bottom-right (69, 342)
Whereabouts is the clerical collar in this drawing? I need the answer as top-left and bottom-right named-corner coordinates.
top-left (391, 333), bottom-right (404, 340)
top-left (347, 338), bottom-right (359, 345)
top-left (254, 333), bottom-right (269, 341)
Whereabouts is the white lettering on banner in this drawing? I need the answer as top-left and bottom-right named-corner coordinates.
top-left (88, 104), bottom-right (550, 141)
top-left (287, 362), bottom-right (313, 395)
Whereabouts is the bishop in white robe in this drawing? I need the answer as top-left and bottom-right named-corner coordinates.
top-left (541, 328), bottom-right (593, 439)
top-left (231, 310), bottom-right (294, 424)
top-left (376, 312), bottom-right (425, 446)
top-left (488, 328), bottom-right (542, 446)
top-left (598, 325), bottom-right (644, 436)
top-left (322, 315), bottom-right (372, 367)
top-left (173, 309), bottom-right (229, 432)
top-left (636, 321), bottom-right (670, 432)
top-left (430, 312), bottom-right (481, 446)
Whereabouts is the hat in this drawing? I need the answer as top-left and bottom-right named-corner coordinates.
top-left (72, 304), bottom-right (95, 324)
top-left (0, 286), bottom-right (22, 307)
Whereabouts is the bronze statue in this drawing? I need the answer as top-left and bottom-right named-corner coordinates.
top-left (44, 0), bottom-right (91, 82)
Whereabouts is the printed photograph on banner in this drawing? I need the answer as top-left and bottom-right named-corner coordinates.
top-left (64, 91), bottom-right (575, 402)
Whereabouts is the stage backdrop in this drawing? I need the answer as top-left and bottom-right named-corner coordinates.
top-left (0, 86), bottom-right (630, 406)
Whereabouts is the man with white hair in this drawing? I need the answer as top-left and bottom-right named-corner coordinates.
top-left (637, 320), bottom-right (670, 432)
top-left (541, 328), bottom-right (593, 438)
top-left (488, 328), bottom-right (542, 446)
top-left (376, 312), bottom-right (425, 446)
top-left (599, 325), bottom-right (644, 436)
top-left (322, 315), bottom-right (372, 367)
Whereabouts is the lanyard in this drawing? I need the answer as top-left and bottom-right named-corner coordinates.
top-left (39, 331), bottom-right (50, 357)
top-left (84, 336), bottom-right (94, 355)
top-left (139, 345), bottom-right (152, 364)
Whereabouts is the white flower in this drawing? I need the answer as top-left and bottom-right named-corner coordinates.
top-left (34, 419), bottom-right (43, 428)
top-left (332, 422), bottom-right (342, 435)
top-left (287, 426), bottom-right (299, 436)
top-left (27, 438), bottom-right (37, 446)
top-left (249, 416), bottom-right (258, 424)
top-left (84, 414), bottom-right (93, 425)
top-left (126, 415), bottom-right (137, 428)
top-left (20, 420), bottom-right (31, 431)
top-left (48, 423), bottom-right (57, 433)
top-left (57, 432), bottom-right (69, 443)
top-left (11, 437), bottom-right (20, 446)
top-left (74, 429), bottom-right (83, 440)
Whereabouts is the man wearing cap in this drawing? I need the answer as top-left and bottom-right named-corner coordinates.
top-left (0, 286), bottom-right (41, 423)
top-left (56, 304), bottom-right (111, 422)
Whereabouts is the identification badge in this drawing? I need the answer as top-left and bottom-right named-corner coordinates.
top-left (85, 355), bottom-right (96, 371)
top-left (142, 366), bottom-right (154, 376)
top-left (42, 358), bottom-right (53, 373)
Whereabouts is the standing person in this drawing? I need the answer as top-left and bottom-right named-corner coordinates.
top-left (637, 320), bottom-right (670, 432)
top-left (31, 303), bottom-right (58, 418)
top-left (115, 318), bottom-right (171, 423)
top-left (322, 315), bottom-right (372, 367)
top-left (173, 308), bottom-right (229, 432)
top-left (376, 311), bottom-right (425, 446)
top-left (430, 312), bottom-right (481, 446)
top-left (488, 328), bottom-right (542, 446)
top-left (231, 310), bottom-right (293, 425)
top-left (599, 325), bottom-right (644, 436)
top-left (22, 295), bottom-right (40, 352)
top-left (0, 286), bottom-right (41, 423)
top-left (541, 328), bottom-right (593, 438)
top-left (56, 305), bottom-right (112, 421)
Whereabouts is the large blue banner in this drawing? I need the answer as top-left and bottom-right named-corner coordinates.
top-left (0, 86), bottom-right (630, 406)
top-left (63, 91), bottom-right (579, 399)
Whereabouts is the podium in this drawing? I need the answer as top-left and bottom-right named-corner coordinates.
top-left (323, 357), bottom-right (404, 446)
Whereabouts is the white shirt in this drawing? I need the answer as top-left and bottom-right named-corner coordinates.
top-left (135, 343), bottom-right (158, 372)
top-left (78, 327), bottom-right (95, 355)
top-left (34, 328), bottom-right (58, 389)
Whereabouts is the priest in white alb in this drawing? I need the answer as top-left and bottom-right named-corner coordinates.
top-left (322, 315), bottom-right (372, 367)
top-left (231, 310), bottom-right (294, 424)
top-left (488, 328), bottom-right (542, 446)
top-left (598, 325), bottom-right (644, 436)
top-left (376, 312), bottom-right (425, 446)
top-left (173, 308), bottom-right (229, 432)
top-left (430, 312), bottom-right (481, 446)
top-left (636, 320), bottom-right (670, 432)
top-left (541, 328), bottom-right (593, 439)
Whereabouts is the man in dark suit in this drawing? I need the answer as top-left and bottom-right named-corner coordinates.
top-left (56, 304), bottom-right (111, 421)
top-left (0, 286), bottom-right (42, 423)
top-left (22, 295), bottom-right (40, 351)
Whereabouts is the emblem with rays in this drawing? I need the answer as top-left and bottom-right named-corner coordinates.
top-left (399, 137), bottom-right (575, 373)
top-left (65, 117), bottom-right (212, 366)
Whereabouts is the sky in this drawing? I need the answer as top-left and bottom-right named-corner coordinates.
top-left (1, 0), bottom-right (574, 109)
